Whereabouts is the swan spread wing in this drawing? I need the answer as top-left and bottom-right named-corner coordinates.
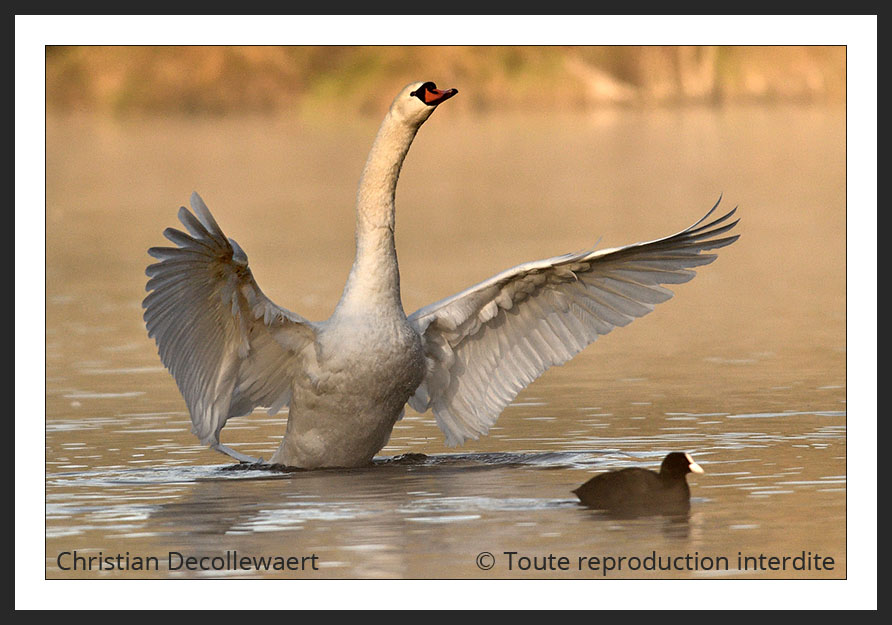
top-left (407, 198), bottom-right (739, 446)
top-left (143, 192), bottom-right (316, 447)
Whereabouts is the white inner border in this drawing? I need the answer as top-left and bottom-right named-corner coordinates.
top-left (17, 14), bottom-right (876, 610)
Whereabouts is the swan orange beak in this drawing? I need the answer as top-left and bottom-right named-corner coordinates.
top-left (422, 86), bottom-right (458, 105)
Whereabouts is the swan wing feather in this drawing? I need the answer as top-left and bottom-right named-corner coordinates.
top-left (143, 192), bottom-right (316, 446)
top-left (407, 198), bottom-right (739, 446)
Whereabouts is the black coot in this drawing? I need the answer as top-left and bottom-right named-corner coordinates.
top-left (573, 452), bottom-right (704, 516)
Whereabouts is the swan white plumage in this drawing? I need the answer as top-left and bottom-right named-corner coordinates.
top-left (143, 80), bottom-right (739, 468)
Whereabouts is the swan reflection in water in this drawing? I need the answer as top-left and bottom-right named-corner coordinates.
top-left (141, 450), bottom-right (695, 562)
top-left (143, 81), bottom-right (739, 469)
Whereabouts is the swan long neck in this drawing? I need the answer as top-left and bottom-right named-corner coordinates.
top-left (338, 112), bottom-right (421, 315)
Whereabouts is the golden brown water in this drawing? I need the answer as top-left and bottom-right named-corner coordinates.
top-left (43, 106), bottom-right (846, 583)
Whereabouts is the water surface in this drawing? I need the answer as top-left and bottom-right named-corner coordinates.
top-left (43, 107), bottom-right (846, 582)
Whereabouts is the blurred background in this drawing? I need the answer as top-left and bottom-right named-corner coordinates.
top-left (46, 45), bottom-right (845, 116)
top-left (44, 44), bottom-right (847, 335)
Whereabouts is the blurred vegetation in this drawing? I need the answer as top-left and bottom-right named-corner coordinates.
top-left (45, 45), bottom-right (846, 117)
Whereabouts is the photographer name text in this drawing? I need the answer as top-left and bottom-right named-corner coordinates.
top-left (56, 550), bottom-right (320, 573)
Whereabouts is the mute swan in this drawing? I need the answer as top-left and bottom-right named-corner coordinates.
top-left (143, 80), bottom-right (739, 469)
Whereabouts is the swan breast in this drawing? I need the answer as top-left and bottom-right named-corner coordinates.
top-left (309, 313), bottom-right (426, 405)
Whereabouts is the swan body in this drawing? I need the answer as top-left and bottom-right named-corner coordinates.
top-left (143, 80), bottom-right (739, 468)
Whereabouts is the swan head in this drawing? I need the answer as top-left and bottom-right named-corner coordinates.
top-left (389, 81), bottom-right (458, 128)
